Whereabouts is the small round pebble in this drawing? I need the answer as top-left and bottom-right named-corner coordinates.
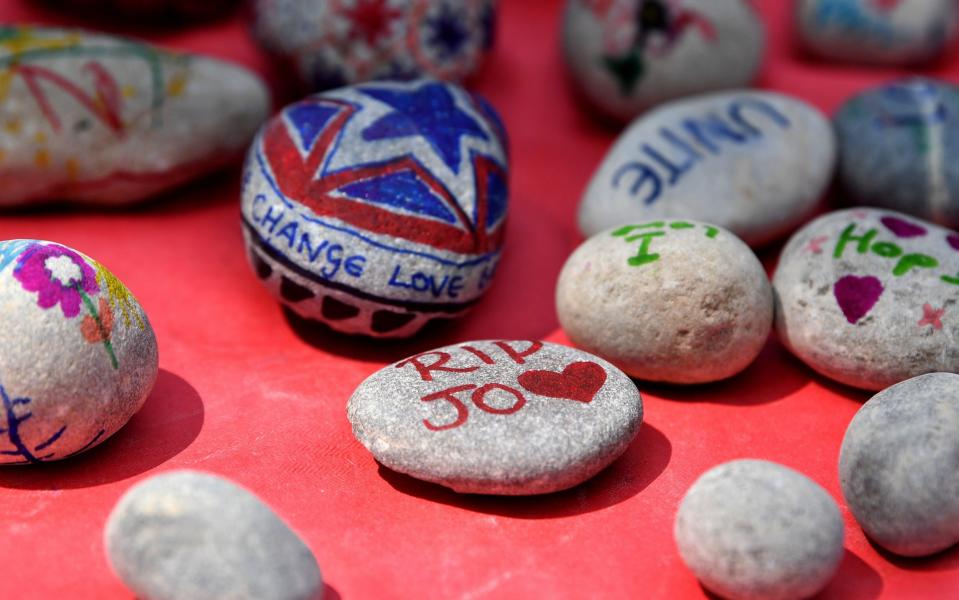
top-left (836, 78), bottom-right (959, 229)
top-left (774, 208), bottom-right (959, 391)
top-left (796, 0), bottom-right (957, 66)
top-left (0, 239), bottom-right (158, 464)
top-left (675, 460), bottom-right (845, 600)
top-left (254, 0), bottom-right (495, 90)
top-left (241, 78), bottom-right (508, 338)
top-left (348, 340), bottom-right (642, 495)
top-left (562, 0), bottom-right (764, 121)
top-left (840, 372), bottom-right (959, 557)
top-left (105, 470), bottom-right (322, 600)
top-left (556, 221), bottom-right (772, 384)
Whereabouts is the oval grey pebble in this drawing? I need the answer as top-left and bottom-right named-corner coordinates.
top-left (347, 340), bottom-right (642, 495)
top-left (675, 459), bottom-right (845, 600)
top-left (840, 372), bottom-right (959, 557)
top-left (105, 470), bottom-right (322, 600)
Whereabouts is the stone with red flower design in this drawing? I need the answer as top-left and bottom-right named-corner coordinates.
top-left (347, 340), bottom-right (642, 494)
top-left (774, 208), bottom-right (959, 390)
top-left (562, 0), bottom-right (764, 121)
top-left (253, 0), bottom-right (496, 91)
top-left (0, 239), bottom-right (158, 464)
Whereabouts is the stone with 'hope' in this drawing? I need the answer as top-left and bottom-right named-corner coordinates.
top-left (241, 78), bottom-right (508, 338)
top-left (347, 340), bottom-right (642, 495)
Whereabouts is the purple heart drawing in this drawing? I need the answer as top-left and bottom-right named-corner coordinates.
top-left (881, 216), bottom-right (927, 238)
top-left (947, 233), bottom-right (959, 251)
top-left (834, 275), bottom-right (884, 324)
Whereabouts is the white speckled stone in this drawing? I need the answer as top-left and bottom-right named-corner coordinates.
top-left (675, 460), bottom-right (845, 600)
top-left (0, 25), bottom-right (269, 206)
top-left (797, 0), bottom-right (957, 66)
top-left (562, 0), bottom-right (764, 122)
top-left (347, 340), bottom-right (642, 495)
top-left (105, 470), bottom-right (322, 600)
top-left (241, 78), bottom-right (508, 338)
top-left (0, 239), bottom-right (157, 464)
top-left (254, 0), bottom-right (495, 90)
top-left (774, 208), bottom-right (959, 391)
top-left (840, 372), bottom-right (959, 557)
top-left (557, 221), bottom-right (772, 384)
top-left (836, 78), bottom-right (959, 229)
top-left (578, 90), bottom-right (835, 246)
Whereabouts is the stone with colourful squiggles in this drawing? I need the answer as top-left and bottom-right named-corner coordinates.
top-left (0, 239), bottom-right (158, 464)
top-left (774, 208), bottom-right (959, 390)
top-left (836, 78), bottom-right (959, 229)
top-left (797, 0), bottom-right (957, 66)
top-left (0, 25), bottom-right (269, 206)
top-left (561, 0), bottom-right (764, 121)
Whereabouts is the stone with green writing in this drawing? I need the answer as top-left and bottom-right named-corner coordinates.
top-left (556, 220), bottom-right (772, 384)
top-left (562, 0), bottom-right (764, 122)
top-left (774, 208), bottom-right (959, 391)
top-left (577, 91), bottom-right (835, 247)
top-left (0, 239), bottom-right (158, 464)
top-left (0, 25), bottom-right (269, 206)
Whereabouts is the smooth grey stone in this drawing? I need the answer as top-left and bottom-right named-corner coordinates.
top-left (561, 0), bottom-right (764, 122)
top-left (0, 25), bottom-right (269, 206)
top-left (557, 220), bottom-right (772, 384)
top-left (254, 0), bottom-right (495, 90)
top-left (577, 91), bottom-right (834, 247)
top-left (774, 207), bottom-right (959, 391)
top-left (0, 239), bottom-right (158, 464)
top-left (797, 0), bottom-right (957, 66)
top-left (105, 470), bottom-right (322, 600)
top-left (836, 78), bottom-right (959, 229)
top-left (840, 372), bottom-right (959, 557)
top-left (347, 340), bottom-right (642, 495)
top-left (241, 78), bottom-right (508, 339)
top-left (675, 459), bottom-right (845, 600)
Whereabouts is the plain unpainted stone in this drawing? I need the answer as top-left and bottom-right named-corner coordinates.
top-left (254, 0), bottom-right (495, 90)
top-left (840, 372), bottom-right (959, 557)
top-left (796, 0), bottom-right (957, 66)
top-left (0, 239), bottom-right (158, 464)
top-left (0, 25), bottom-right (269, 206)
top-left (675, 460), bottom-right (845, 600)
top-left (241, 78), bottom-right (508, 339)
top-left (556, 221), bottom-right (772, 384)
top-left (836, 77), bottom-right (959, 229)
top-left (578, 90), bottom-right (835, 246)
top-left (773, 208), bottom-right (959, 391)
top-left (347, 340), bottom-right (642, 495)
top-left (562, 0), bottom-right (764, 121)
top-left (105, 470), bottom-right (322, 600)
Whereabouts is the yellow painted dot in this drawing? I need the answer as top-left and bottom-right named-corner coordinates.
top-left (34, 131), bottom-right (46, 144)
top-left (66, 158), bottom-right (79, 180)
top-left (122, 85), bottom-right (138, 99)
top-left (34, 149), bottom-right (49, 168)
top-left (166, 72), bottom-right (189, 97)
top-left (4, 119), bottom-right (21, 135)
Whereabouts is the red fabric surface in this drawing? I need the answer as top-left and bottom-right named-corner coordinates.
top-left (1, 1), bottom-right (958, 598)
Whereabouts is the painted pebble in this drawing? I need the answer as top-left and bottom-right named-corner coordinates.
top-left (840, 372), bottom-right (959, 557)
top-left (556, 221), bottom-right (773, 384)
top-left (0, 25), bottom-right (269, 206)
top-left (241, 78), bottom-right (508, 338)
top-left (347, 340), bottom-right (642, 495)
top-left (796, 0), bottom-right (957, 66)
top-left (578, 90), bottom-right (835, 246)
top-left (105, 470), bottom-right (322, 600)
top-left (836, 78), bottom-right (959, 229)
top-left (774, 208), bottom-right (959, 391)
top-left (254, 0), bottom-right (496, 91)
top-left (561, 0), bottom-right (764, 122)
top-left (0, 239), bottom-right (157, 464)
top-left (675, 460), bottom-right (845, 600)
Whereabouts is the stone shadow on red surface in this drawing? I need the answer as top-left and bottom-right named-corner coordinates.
top-left (376, 422), bottom-right (671, 519)
top-left (0, 369), bottom-right (204, 490)
top-left (866, 538), bottom-right (959, 573)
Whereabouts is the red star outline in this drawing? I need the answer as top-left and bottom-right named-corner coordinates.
top-left (918, 303), bottom-right (945, 330)
top-left (340, 0), bottom-right (401, 47)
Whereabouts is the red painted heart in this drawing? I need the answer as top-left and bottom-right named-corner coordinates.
top-left (517, 361), bottom-right (607, 403)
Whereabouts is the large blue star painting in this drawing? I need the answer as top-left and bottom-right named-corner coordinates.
top-left (360, 81), bottom-right (489, 173)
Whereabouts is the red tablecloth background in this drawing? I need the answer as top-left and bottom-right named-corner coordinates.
top-left (0, 1), bottom-right (957, 598)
